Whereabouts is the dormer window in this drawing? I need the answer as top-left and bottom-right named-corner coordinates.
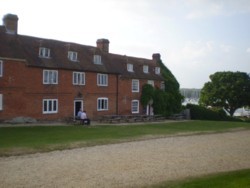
top-left (155, 67), bottom-right (160, 75)
top-left (39, 47), bottom-right (50, 58)
top-left (143, 65), bottom-right (149, 73)
top-left (68, 51), bottom-right (78, 61)
top-left (127, 63), bottom-right (133, 72)
top-left (93, 55), bottom-right (102, 64)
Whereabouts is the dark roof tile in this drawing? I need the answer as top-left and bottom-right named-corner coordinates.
top-left (0, 32), bottom-right (164, 81)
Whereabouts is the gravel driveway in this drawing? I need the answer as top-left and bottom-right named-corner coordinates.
top-left (0, 130), bottom-right (250, 188)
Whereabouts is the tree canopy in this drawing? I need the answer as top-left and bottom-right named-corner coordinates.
top-left (199, 71), bottom-right (250, 116)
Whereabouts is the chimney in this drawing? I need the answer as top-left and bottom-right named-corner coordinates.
top-left (3, 14), bottom-right (18, 34)
top-left (152, 53), bottom-right (161, 62)
top-left (96, 39), bottom-right (109, 53)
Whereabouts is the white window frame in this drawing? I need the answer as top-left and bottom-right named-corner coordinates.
top-left (155, 67), bottom-right (161, 74)
top-left (43, 99), bottom-right (58, 114)
top-left (0, 94), bottom-right (3, 110)
top-left (93, 55), bottom-right (102, 64)
top-left (39, 47), bottom-right (50, 58)
top-left (131, 100), bottom-right (139, 114)
top-left (73, 72), bottom-right (85, 85)
top-left (161, 81), bottom-right (165, 90)
top-left (0, 60), bottom-right (3, 77)
top-left (127, 63), bottom-right (133, 72)
top-left (97, 73), bottom-right (108, 86)
top-left (97, 97), bottom-right (108, 111)
top-left (147, 80), bottom-right (154, 87)
top-left (68, 51), bottom-right (78, 61)
top-left (132, 79), bottom-right (139, 92)
top-left (43, 70), bottom-right (58, 84)
top-left (143, 65), bottom-right (149, 73)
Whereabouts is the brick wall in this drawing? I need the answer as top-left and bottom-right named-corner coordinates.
top-left (0, 59), bottom-right (163, 121)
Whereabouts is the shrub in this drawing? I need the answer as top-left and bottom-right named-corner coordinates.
top-left (186, 104), bottom-right (242, 121)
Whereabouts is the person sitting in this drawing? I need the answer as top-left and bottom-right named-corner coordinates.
top-left (76, 109), bottom-right (83, 120)
top-left (80, 110), bottom-right (91, 125)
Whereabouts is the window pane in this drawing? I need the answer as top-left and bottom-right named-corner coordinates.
top-left (0, 94), bottom-right (3, 110)
top-left (44, 71), bottom-right (48, 83)
top-left (132, 80), bottom-right (139, 92)
top-left (98, 98), bottom-right (108, 110)
top-left (53, 100), bottom-right (57, 111)
top-left (132, 100), bottom-right (139, 113)
top-left (43, 100), bottom-right (47, 112)
top-left (0, 61), bottom-right (3, 77)
top-left (48, 100), bottom-right (52, 111)
top-left (73, 73), bottom-right (77, 84)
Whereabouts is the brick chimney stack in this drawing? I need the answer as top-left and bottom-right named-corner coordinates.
top-left (152, 53), bottom-right (161, 62)
top-left (96, 39), bottom-right (110, 53)
top-left (3, 14), bottom-right (18, 34)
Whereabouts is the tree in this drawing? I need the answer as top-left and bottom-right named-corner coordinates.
top-left (140, 59), bottom-right (183, 116)
top-left (157, 59), bottom-right (183, 115)
top-left (140, 84), bottom-right (154, 108)
top-left (199, 71), bottom-right (250, 116)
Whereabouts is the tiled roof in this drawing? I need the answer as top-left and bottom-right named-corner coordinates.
top-left (0, 32), bottom-right (164, 81)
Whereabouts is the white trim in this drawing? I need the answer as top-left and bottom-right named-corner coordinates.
top-left (97, 97), bottom-right (108, 111)
top-left (43, 99), bottom-right (58, 114)
top-left (147, 80), bottom-right (154, 87)
top-left (73, 72), bottom-right (85, 85)
top-left (93, 55), bottom-right (102, 64)
top-left (43, 70), bottom-right (58, 84)
top-left (97, 73), bottom-right (108, 86)
top-left (127, 63), bottom-right (133, 72)
top-left (155, 67), bottom-right (161, 74)
top-left (74, 100), bottom-right (84, 117)
top-left (39, 47), bottom-right (51, 58)
top-left (131, 100), bottom-right (139, 114)
top-left (132, 79), bottom-right (139, 92)
top-left (68, 51), bottom-right (78, 61)
top-left (143, 65), bottom-right (149, 73)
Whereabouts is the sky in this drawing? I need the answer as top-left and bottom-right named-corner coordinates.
top-left (1, 0), bottom-right (250, 88)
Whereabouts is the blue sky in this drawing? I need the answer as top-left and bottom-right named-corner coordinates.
top-left (1, 0), bottom-right (250, 88)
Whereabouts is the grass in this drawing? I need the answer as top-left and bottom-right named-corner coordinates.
top-left (149, 168), bottom-right (250, 188)
top-left (0, 120), bottom-right (249, 156)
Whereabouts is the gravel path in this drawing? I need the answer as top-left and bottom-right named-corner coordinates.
top-left (0, 130), bottom-right (250, 188)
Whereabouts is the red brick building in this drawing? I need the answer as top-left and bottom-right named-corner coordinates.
top-left (0, 14), bottom-right (165, 122)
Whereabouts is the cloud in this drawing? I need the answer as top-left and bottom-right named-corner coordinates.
top-left (220, 44), bottom-right (233, 53)
top-left (179, 41), bottom-right (214, 61)
top-left (186, 1), bottom-right (223, 19)
top-left (185, 0), bottom-right (250, 20)
top-left (246, 48), bottom-right (250, 53)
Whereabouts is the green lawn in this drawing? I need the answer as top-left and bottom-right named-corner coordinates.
top-left (150, 168), bottom-right (250, 188)
top-left (0, 120), bottom-right (249, 156)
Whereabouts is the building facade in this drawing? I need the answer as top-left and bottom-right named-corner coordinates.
top-left (0, 14), bottom-right (165, 122)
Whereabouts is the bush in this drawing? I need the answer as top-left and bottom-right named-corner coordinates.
top-left (186, 104), bottom-right (242, 121)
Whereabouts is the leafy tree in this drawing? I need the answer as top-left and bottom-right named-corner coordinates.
top-left (153, 88), bottom-right (168, 116)
top-left (140, 84), bottom-right (154, 108)
top-left (199, 71), bottom-right (250, 116)
top-left (140, 59), bottom-right (183, 116)
top-left (157, 59), bottom-right (183, 115)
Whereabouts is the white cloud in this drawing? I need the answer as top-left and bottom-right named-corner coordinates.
top-left (186, 1), bottom-right (223, 19)
top-left (246, 48), bottom-right (250, 53)
top-left (185, 0), bottom-right (250, 20)
top-left (220, 44), bottom-right (233, 53)
top-left (175, 41), bottom-right (214, 62)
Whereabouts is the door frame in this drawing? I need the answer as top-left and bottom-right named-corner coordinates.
top-left (74, 100), bottom-right (83, 118)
